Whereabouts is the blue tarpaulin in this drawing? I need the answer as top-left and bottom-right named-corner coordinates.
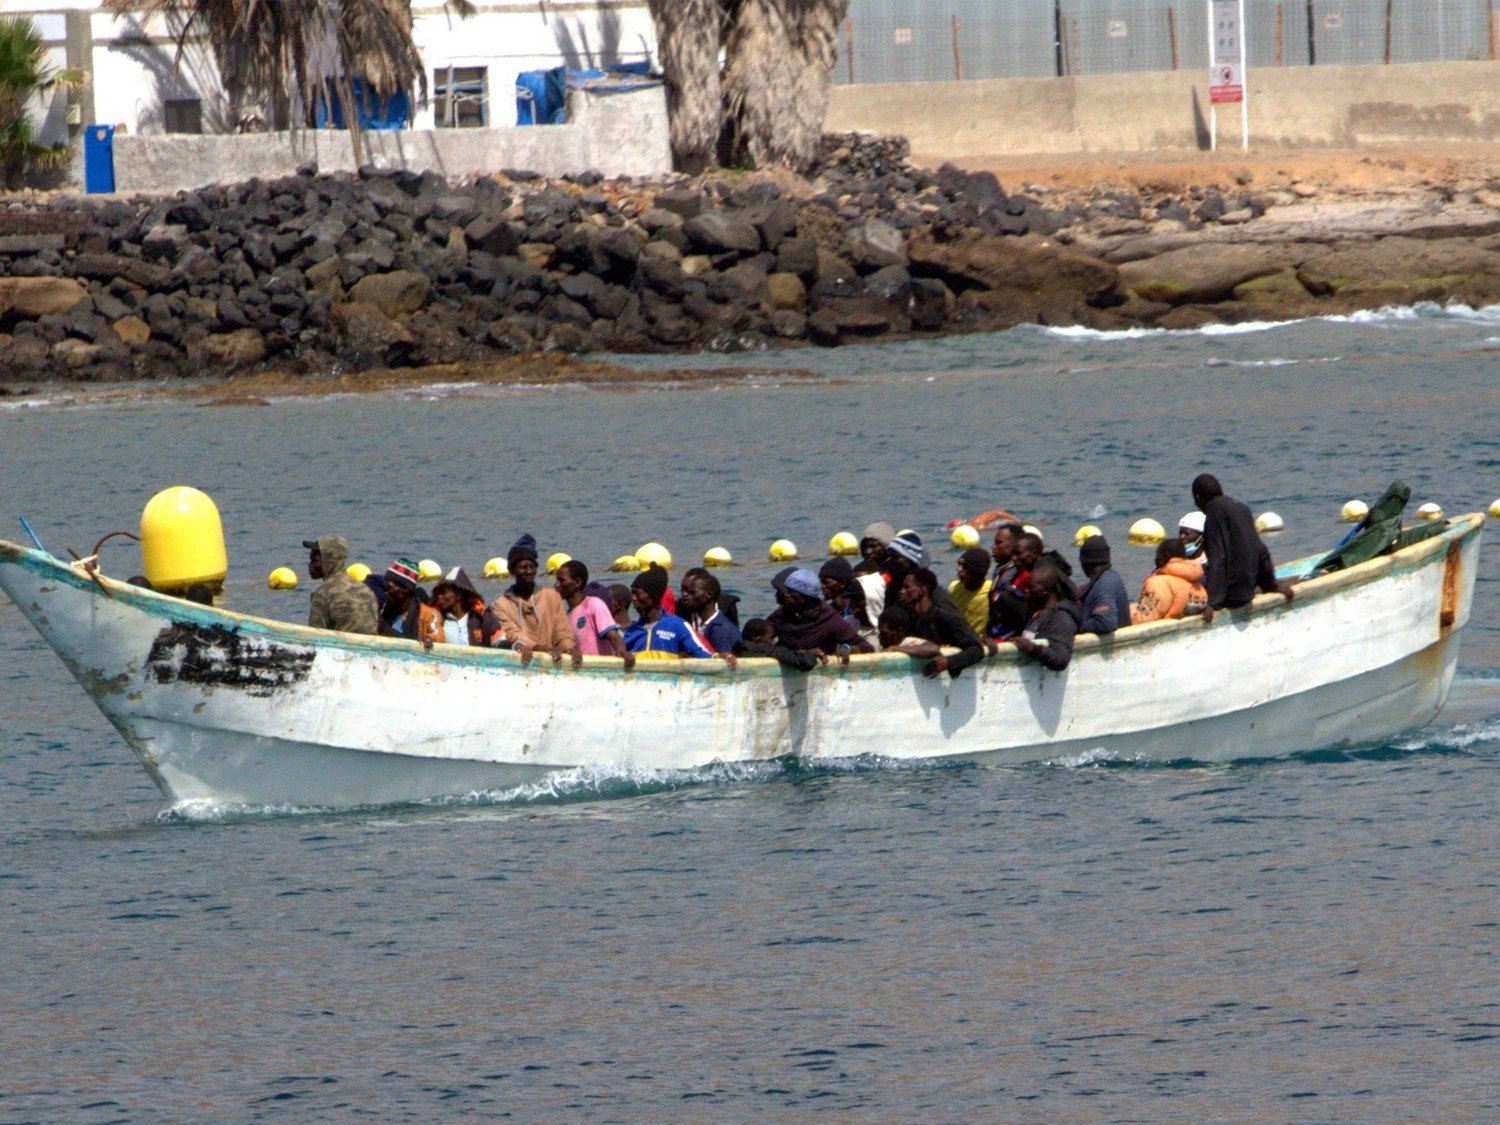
top-left (516, 61), bottom-right (656, 125)
top-left (313, 77), bottom-right (411, 130)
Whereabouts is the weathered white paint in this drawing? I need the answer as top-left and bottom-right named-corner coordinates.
top-left (0, 516), bottom-right (1482, 810)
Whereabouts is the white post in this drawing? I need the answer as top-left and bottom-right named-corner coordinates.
top-left (1207, 0), bottom-right (1217, 151)
top-left (1238, 0), bottom-right (1249, 150)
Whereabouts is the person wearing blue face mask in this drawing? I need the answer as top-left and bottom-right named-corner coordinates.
top-left (1178, 510), bottom-right (1207, 560)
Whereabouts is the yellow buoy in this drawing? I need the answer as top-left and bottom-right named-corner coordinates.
top-left (1255, 511), bottom-right (1284, 534)
top-left (950, 524), bottom-right (981, 550)
top-left (827, 531), bottom-right (858, 556)
top-left (1416, 502), bottom-right (1444, 520)
top-left (346, 562), bottom-right (371, 582)
top-left (611, 555), bottom-right (642, 572)
top-left (139, 486), bottom-right (228, 594)
top-left (769, 538), bottom-right (798, 562)
top-left (418, 559), bottom-right (443, 582)
top-left (1489, 498), bottom-right (1500, 519)
top-left (483, 557), bottom-right (510, 579)
top-left (1073, 524), bottom-right (1103, 546)
top-left (636, 542), bottom-right (672, 569)
top-left (546, 552), bottom-right (571, 575)
top-left (704, 547), bottom-right (733, 568)
top-left (267, 566), bottom-right (298, 590)
top-left (1127, 517), bottom-right (1165, 546)
top-left (1340, 499), bottom-right (1369, 523)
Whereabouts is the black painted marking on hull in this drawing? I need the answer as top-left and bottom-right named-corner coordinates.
top-left (146, 622), bottom-right (315, 697)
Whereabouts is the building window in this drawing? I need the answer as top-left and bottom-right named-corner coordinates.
top-left (434, 66), bottom-right (487, 128)
top-left (164, 98), bottom-right (203, 134)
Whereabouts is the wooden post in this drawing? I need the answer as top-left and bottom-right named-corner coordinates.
top-left (1276, 2), bottom-right (1284, 65)
top-left (1491, 1), bottom-right (1498, 61)
top-left (845, 18), bottom-right (854, 84)
top-left (1307, 0), bottom-right (1317, 65)
top-left (1384, 0), bottom-right (1393, 64)
top-left (1168, 4), bottom-right (1179, 70)
top-left (951, 14), bottom-right (962, 80)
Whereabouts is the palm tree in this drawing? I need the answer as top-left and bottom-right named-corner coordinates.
top-left (0, 15), bottom-right (83, 189)
top-left (645, 0), bottom-right (724, 175)
top-left (647, 0), bottom-right (849, 175)
top-left (108, 0), bottom-right (471, 148)
top-left (720, 0), bottom-right (847, 172)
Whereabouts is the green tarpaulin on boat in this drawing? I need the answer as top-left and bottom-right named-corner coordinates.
top-left (1312, 481), bottom-right (1418, 574)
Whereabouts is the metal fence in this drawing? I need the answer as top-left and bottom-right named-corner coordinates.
top-left (834, 0), bottom-right (1500, 84)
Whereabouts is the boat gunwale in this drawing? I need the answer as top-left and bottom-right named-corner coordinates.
top-left (0, 512), bottom-right (1483, 681)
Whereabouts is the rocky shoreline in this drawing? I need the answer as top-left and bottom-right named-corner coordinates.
top-left (2, 133), bottom-right (1500, 388)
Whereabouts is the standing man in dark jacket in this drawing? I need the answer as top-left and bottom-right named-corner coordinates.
top-left (1192, 474), bottom-right (1295, 623)
top-left (1075, 535), bottom-right (1132, 635)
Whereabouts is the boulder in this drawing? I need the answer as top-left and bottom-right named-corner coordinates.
top-left (762, 272), bottom-right (806, 311)
top-left (0, 277), bottom-right (87, 319)
top-left (908, 230), bottom-right (1118, 323)
top-left (112, 315), bottom-right (151, 346)
top-left (682, 212), bottom-right (761, 255)
top-left (189, 328), bottom-right (267, 367)
top-left (346, 269), bottom-right (431, 318)
top-left (1116, 243), bottom-right (1290, 305)
top-left (331, 301), bottom-right (416, 351)
top-left (852, 217), bottom-right (907, 270)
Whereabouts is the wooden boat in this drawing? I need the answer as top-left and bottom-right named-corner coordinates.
top-left (0, 514), bottom-right (1483, 810)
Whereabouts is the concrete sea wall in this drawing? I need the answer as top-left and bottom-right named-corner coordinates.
top-left (107, 86), bottom-right (672, 195)
top-left (826, 60), bottom-right (1500, 157)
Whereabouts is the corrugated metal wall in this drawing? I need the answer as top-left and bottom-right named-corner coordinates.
top-left (835, 0), bottom-right (1500, 83)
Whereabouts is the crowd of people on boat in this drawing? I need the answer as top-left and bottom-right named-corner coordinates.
top-left (302, 474), bottom-right (1294, 677)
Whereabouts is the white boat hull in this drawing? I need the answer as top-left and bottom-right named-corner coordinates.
top-left (0, 515), bottom-right (1482, 809)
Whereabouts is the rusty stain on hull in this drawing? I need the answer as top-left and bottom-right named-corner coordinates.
top-left (1440, 541), bottom-right (1461, 628)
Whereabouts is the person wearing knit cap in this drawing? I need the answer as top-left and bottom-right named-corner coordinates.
top-left (819, 554), bottom-right (875, 644)
top-left (886, 531), bottom-right (925, 568)
top-left (378, 556), bottom-right (436, 639)
top-left (853, 521), bottom-right (896, 578)
top-left (1075, 535), bottom-right (1131, 636)
top-left (624, 564), bottom-right (719, 660)
top-left (768, 566), bottom-right (872, 661)
top-left (948, 547), bottom-right (994, 636)
top-left (487, 533), bottom-right (574, 664)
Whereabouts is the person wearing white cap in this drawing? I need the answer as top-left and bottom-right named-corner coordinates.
top-left (1178, 510), bottom-right (1207, 561)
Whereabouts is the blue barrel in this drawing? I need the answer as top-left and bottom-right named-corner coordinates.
top-left (84, 124), bottom-right (115, 194)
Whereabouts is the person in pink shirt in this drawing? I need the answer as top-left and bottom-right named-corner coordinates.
top-left (555, 560), bottom-right (633, 670)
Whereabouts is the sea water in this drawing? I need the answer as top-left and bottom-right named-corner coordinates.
top-left (2, 305), bottom-right (1498, 1119)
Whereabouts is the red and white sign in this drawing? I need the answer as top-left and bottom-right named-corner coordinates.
top-left (1210, 62), bottom-right (1243, 104)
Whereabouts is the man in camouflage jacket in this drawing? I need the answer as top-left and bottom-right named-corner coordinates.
top-left (304, 535), bottom-right (379, 634)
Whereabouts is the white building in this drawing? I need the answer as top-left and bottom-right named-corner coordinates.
top-left (0, 0), bottom-right (657, 141)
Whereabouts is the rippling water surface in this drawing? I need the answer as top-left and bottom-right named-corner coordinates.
top-left (3, 305), bottom-right (1498, 1118)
